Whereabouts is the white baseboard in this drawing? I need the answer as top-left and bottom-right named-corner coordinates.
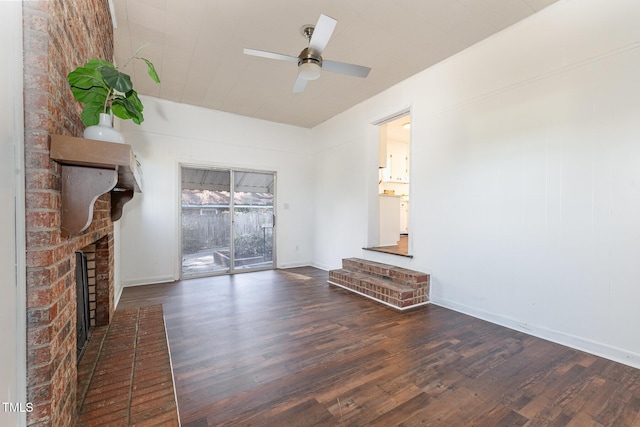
top-left (432, 296), bottom-right (640, 370)
top-left (309, 262), bottom-right (332, 271)
top-left (277, 261), bottom-right (312, 269)
top-left (123, 275), bottom-right (176, 287)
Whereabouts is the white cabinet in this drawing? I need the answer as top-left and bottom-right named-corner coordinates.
top-left (382, 140), bottom-right (409, 183)
top-left (400, 200), bottom-right (409, 234)
top-left (379, 195), bottom-right (401, 246)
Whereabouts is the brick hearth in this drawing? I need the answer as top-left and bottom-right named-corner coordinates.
top-left (76, 305), bottom-right (180, 425)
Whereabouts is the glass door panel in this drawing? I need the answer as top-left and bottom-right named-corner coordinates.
top-left (181, 168), bottom-right (231, 277)
top-left (232, 171), bottom-right (275, 271)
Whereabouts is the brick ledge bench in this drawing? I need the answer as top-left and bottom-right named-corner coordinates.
top-left (328, 258), bottom-right (430, 310)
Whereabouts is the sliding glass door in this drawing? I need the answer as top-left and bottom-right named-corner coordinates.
top-left (233, 171), bottom-right (274, 270)
top-left (181, 167), bottom-right (275, 278)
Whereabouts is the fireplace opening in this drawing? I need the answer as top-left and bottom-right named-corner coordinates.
top-left (76, 251), bottom-right (90, 360)
top-left (76, 244), bottom-right (98, 362)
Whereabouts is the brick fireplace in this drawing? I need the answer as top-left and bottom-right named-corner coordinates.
top-left (23, 1), bottom-right (116, 425)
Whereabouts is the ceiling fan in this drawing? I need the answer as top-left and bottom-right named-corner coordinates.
top-left (243, 14), bottom-right (371, 93)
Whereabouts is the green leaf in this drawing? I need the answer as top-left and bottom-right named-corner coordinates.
top-left (111, 102), bottom-right (132, 120)
top-left (67, 67), bottom-right (106, 90)
top-left (131, 114), bottom-right (143, 125)
top-left (139, 57), bottom-right (161, 83)
top-left (70, 86), bottom-right (108, 104)
top-left (84, 58), bottom-right (114, 70)
top-left (112, 97), bottom-right (144, 124)
top-left (125, 89), bottom-right (143, 112)
top-left (81, 102), bottom-right (105, 126)
top-left (101, 67), bottom-right (133, 93)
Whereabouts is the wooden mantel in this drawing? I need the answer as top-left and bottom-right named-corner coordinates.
top-left (50, 135), bottom-right (143, 237)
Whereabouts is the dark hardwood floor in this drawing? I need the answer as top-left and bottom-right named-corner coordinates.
top-left (118, 267), bottom-right (640, 426)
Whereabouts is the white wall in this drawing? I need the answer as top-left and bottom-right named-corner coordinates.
top-left (119, 97), bottom-right (316, 285)
top-left (116, 0), bottom-right (640, 368)
top-left (313, 0), bottom-right (640, 368)
top-left (312, 116), bottom-right (382, 269)
top-left (0, 1), bottom-right (27, 425)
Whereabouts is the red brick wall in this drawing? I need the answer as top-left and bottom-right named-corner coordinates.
top-left (23, 1), bottom-right (115, 425)
top-left (95, 233), bottom-right (115, 326)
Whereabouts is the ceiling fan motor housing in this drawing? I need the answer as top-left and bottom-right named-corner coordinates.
top-left (297, 47), bottom-right (322, 80)
top-left (298, 47), bottom-right (322, 67)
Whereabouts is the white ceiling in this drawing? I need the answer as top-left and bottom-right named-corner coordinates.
top-left (112, 0), bottom-right (560, 129)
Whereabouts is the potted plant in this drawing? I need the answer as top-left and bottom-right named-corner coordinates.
top-left (67, 48), bottom-right (160, 139)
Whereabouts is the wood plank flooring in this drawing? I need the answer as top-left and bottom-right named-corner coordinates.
top-left (118, 267), bottom-right (640, 426)
top-left (364, 235), bottom-right (411, 257)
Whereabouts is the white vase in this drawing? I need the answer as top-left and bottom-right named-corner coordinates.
top-left (83, 113), bottom-right (124, 143)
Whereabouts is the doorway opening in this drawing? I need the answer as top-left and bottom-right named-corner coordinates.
top-left (180, 166), bottom-right (276, 278)
top-left (366, 113), bottom-right (411, 257)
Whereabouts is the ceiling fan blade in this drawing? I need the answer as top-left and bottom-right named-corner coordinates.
top-left (322, 60), bottom-right (371, 78)
top-left (308, 14), bottom-right (337, 54)
top-left (293, 75), bottom-right (308, 93)
top-left (243, 48), bottom-right (298, 62)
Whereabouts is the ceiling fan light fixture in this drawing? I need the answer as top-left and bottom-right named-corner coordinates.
top-left (243, 14), bottom-right (370, 94)
top-left (298, 61), bottom-right (321, 80)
